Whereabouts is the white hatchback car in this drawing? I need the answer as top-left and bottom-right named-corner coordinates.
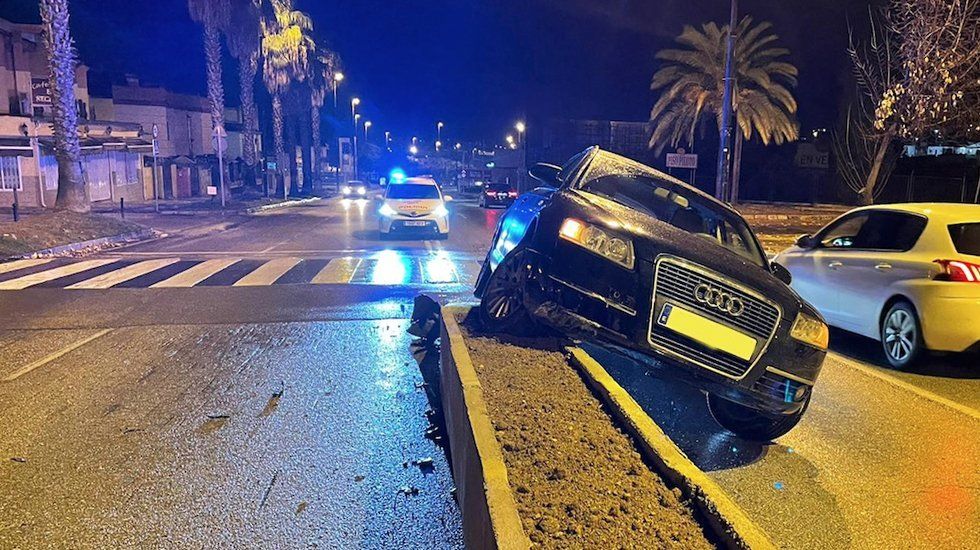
top-left (377, 177), bottom-right (451, 239)
top-left (774, 203), bottom-right (979, 368)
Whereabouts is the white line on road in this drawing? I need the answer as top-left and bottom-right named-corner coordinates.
top-left (833, 353), bottom-right (980, 421)
top-left (233, 257), bottom-right (301, 286)
top-left (0, 258), bottom-right (53, 274)
top-left (66, 258), bottom-right (181, 289)
top-left (150, 258), bottom-right (240, 288)
top-left (0, 259), bottom-right (117, 290)
top-left (2, 329), bottom-right (113, 382)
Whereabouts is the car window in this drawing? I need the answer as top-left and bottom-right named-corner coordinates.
top-left (487, 184), bottom-right (511, 192)
top-left (386, 184), bottom-right (440, 199)
top-left (948, 223), bottom-right (980, 255)
top-left (819, 213), bottom-right (869, 248)
top-left (820, 211), bottom-right (926, 251)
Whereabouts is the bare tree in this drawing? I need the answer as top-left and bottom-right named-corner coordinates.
top-left (39, 0), bottom-right (88, 212)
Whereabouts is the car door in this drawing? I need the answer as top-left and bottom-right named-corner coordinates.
top-left (784, 212), bottom-right (872, 326)
top-left (830, 211), bottom-right (929, 337)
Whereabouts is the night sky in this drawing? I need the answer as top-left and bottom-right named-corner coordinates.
top-left (2, 0), bottom-right (875, 143)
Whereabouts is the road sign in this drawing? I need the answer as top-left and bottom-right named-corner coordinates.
top-left (666, 153), bottom-right (699, 169)
top-left (211, 126), bottom-right (228, 154)
top-left (794, 143), bottom-right (829, 170)
top-left (151, 123), bottom-right (159, 138)
top-left (152, 138), bottom-right (159, 156)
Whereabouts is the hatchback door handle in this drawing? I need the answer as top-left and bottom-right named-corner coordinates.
top-left (827, 261), bottom-right (843, 269)
top-left (875, 263), bottom-right (892, 271)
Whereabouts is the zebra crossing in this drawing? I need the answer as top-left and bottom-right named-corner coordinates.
top-left (0, 252), bottom-right (484, 291)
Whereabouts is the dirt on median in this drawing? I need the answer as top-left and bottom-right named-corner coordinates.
top-left (459, 316), bottom-right (714, 549)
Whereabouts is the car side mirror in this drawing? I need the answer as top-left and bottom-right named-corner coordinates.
top-left (771, 262), bottom-right (793, 285)
top-left (443, 195), bottom-right (454, 202)
top-left (528, 163), bottom-right (561, 186)
top-left (795, 234), bottom-right (817, 249)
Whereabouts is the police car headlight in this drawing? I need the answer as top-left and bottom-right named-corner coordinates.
top-left (379, 203), bottom-right (397, 217)
top-left (433, 204), bottom-right (449, 218)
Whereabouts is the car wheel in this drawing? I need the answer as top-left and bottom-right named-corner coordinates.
top-left (706, 393), bottom-right (809, 441)
top-left (881, 301), bottom-right (924, 369)
top-left (479, 250), bottom-right (533, 333)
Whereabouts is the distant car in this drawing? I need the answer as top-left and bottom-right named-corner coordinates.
top-left (774, 203), bottom-right (980, 368)
top-left (342, 180), bottom-right (367, 197)
top-left (378, 177), bottom-right (452, 239)
top-left (479, 183), bottom-right (518, 208)
top-left (474, 147), bottom-right (829, 441)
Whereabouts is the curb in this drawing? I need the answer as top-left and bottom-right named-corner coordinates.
top-left (16, 229), bottom-right (157, 260)
top-left (245, 197), bottom-right (322, 214)
top-left (566, 346), bottom-right (776, 550)
top-left (440, 306), bottom-right (531, 550)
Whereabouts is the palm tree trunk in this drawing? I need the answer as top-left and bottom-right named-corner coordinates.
top-left (311, 104), bottom-right (320, 188)
top-left (272, 93), bottom-right (286, 197)
top-left (40, 0), bottom-right (88, 212)
top-left (862, 129), bottom-right (893, 205)
top-left (730, 130), bottom-right (743, 203)
top-left (238, 51), bottom-right (258, 170)
top-left (203, 22), bottom-right (225, 132)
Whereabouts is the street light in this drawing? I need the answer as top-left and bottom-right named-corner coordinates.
top-left (506, 134), bottom-right (515, 149)
top-left (515, 121), bottom-right (525, 136)
top-left (364, 120), bottom-right (372, 140)
top-left (333, 72), bottom-right (344, 109)
top-left (454, 142), bottom-right (462, 151)
top-left (435, 140), bottom-right (442, 151)
top-left (351, 97), bottom-right (360, 125)
top-left (437, 121), bottom-right (444, 143)
top-left (384, 131), bottom-right (391, 150)
top-left (409, 144), bottom-right (419, 155)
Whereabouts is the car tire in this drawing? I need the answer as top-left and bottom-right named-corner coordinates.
top-left (880, 301), bottom-right (924, 369)
top-left (706, 393), bottom-right (809, 442)
top-left (479, 250), bottom-right (534, 334)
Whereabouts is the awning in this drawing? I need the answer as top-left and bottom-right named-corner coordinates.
top-left (38, 136), bottom-right (154, 154)
top-left (0, 137), bottom-right (34, 157)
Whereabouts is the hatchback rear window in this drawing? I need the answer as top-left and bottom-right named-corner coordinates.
top-left (948, 223), bottom-right (980, 256)
top-left (386, 184), bottom-right (440, 199)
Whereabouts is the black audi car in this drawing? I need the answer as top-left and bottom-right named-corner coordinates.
top-left (474, 147), bottom-right (829, 441)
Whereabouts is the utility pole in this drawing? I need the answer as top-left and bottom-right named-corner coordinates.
top-left (715, 0), bottom-right (738, 202)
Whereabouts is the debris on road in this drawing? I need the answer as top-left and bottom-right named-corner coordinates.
top-left (10, 457), bottom-right (27, 463)
top-left (354, 475), bottom-right (365, 482)
top-left (398, 485), bottom-right (420, 497)
top-left (258, 471), bottom-right (279, 509)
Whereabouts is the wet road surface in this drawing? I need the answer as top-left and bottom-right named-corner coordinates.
top-left (3, 195), bottom-right (977, 548)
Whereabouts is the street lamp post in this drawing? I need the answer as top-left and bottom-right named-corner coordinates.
top-left (351, 98), bottom-right (360, 182)
top-left (364, 120), bottom-right (372, 141)
top-left (515, 121), bottom-right (527, 191)
top-left (384, 131), bottom-right (391, 150)
top-left (715, 0), bottom-right (738, 202)
top-left (333, 72), bottom-right (344, 109)
top-left (437, 121), bottom-right (444, 143)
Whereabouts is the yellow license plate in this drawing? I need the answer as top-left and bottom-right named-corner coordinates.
top-left (657, 304), bottom-right (757, 361)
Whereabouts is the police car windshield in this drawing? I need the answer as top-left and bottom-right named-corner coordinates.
top-left (386, 184), bottom-right (441, 199)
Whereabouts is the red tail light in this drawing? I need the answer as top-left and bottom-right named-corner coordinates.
top-left (934, 259), bottom-right (980, 282)
top-left (508, 191), bottom-right (518, 197)
top-left (486, 191), bottom-right (497, 197)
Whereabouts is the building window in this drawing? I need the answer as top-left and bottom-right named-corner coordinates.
top-left (0, 157), bottom-right (23, 191)
top-left (40, 154), bottom-right (60, 190)
top-left (110, 151), bottom-right (140, 185)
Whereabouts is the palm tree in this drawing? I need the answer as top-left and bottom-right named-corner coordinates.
top-left (261, 0), bottom-right (315, 197)
top-left (309, 48), bottom-right (341, 186)
top-left (39, 0), bottom-right (87, 212)
top-left (188, 0), bottom-right (231, 134)
top-left (226, 0), bottom-right (262, 184)
top-left (649, 17), bottom-right (800, 202)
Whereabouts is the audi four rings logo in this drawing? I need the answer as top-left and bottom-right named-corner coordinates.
top-left (694, 283), bottom-right (745, 317)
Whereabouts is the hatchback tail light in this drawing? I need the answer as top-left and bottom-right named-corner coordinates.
top-left (934, 259), bottom-right (980, 282)
top-left (508, 191), bottom-right (518, 197)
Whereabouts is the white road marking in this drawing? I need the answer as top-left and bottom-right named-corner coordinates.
top-left (0, 259), bottom-right (117, 290)
top-left (150, 258), bottom-right (240, 288)
top-left (66, 258), bottom-right (181, 289)
top-left (312, 257), bottom-right (362, 284)
top-left (3, 329), bottom-right (113, 382)
top-left (233, 257), bottom-right (301, 286)
top-left (833, 353), bottom-right (980, 421)
top-left (0, 258), bottom-right (53, 274)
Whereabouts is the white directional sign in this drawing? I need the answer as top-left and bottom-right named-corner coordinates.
top-left (666, 153), bottom-right (699, 169)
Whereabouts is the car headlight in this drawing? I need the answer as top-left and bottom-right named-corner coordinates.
top-left (559, 218), bottom-right (634, 270)
top-left (379, 203), bottom-right (396, 217)
top-left (356, 186), bottom-right (366, 195)
top-left (342, 186), bottom-right (352, 195)
top-left (433, 203), bottom-right (449, 217)
top-left (790, 312), bottom-right (829, 350)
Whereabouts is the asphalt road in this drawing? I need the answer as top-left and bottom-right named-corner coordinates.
top-left (1, 195), bottom-right (976, 548)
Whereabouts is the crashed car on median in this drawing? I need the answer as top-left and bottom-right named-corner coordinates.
top-left (474, 147), bottom-right (829, 441)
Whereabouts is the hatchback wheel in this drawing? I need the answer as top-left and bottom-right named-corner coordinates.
top-left (881, 301), bottom-right (924, 369)
top-left (479, 251), bottom-right (533, 333)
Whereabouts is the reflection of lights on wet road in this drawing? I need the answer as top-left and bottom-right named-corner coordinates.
top-left (423, 250), bottom-right (457, 283)
top-left (371, 250), bottom-right (412, 285)
top-left (340, 198), bottom-right (369, 213)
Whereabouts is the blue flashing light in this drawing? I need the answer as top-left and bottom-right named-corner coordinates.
top-left (389, 168), bottom-right (407, 184)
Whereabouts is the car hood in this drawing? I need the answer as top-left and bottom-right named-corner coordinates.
top-left (564, 190), bottom-right (808, 312)
top-left (385, 198), bottom-right (442, 215)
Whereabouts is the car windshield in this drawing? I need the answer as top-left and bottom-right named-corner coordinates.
top-left (386, 184), bottom-right (440, 199)
top-left (487, 184), bottom-right (512, 192)
top-left (949, 223), bottom-right (980, 256)
top-left (575, 153), bottom-right (767, 266)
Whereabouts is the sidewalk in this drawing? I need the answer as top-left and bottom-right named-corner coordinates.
top-left (90, 188), bottom-right (333, 215)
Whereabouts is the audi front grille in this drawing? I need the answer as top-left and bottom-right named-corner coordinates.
top-left (647, 256), bottom-right (781, 379)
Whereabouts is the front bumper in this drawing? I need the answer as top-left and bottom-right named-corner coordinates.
top-left (379, 215), bottom-right (449, 235)
top-left (520, 249), bottom-right (825, 415)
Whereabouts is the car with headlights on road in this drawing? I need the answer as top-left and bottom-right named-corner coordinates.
top-left (378, 177), bottom-right (452, 239)
top-left (474, 147), bottom-right (829, 441)
top-left (773, 203), bottom-right (980, 369)
top-left (342, 180), bottom-right (367, 197)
